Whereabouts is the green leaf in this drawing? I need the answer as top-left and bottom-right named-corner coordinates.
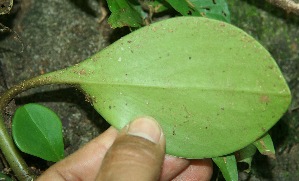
top-left (45, 17), bottom-right (291, 159)
top-left (166, 0), bottom-right (231, 22)
top-left (0, 172), bottom-right (12, 181)
top-left (212, 154), bottom-right (238, 181)
top-left (12, 103), bottom-right (64, 162)
top-left (141, 0), bottom-right (171, 13)
top-left (106, 0), bottom-right (144, 28)
top-left (253, 133), bottom-right (276, 158)
top-left (130, 1), bottom-right (149, 21)
top-left (235, 144), bottom-right (257, 173)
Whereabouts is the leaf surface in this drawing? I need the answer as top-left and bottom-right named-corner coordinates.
top-left (212, 154), bottom-right (238, 181)
top-left (235, 144), bottom-right (257, 173)
top-left (47, 17), bottom-right (291, 158)
top-left (106, 0), bottom-right (143, 28)
top-left (142, 0), bottom-right (170, 13)
top-left (12, 103), bottom-right (64, 162)
top-left (253, 133), bottom-right (275, 158)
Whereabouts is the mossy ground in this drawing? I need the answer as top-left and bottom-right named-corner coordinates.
top-left (0, 0), bottom-right (299, 180)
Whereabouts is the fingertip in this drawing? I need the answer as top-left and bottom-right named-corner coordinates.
top-left (127, 117), bottom-right (164, 144)
top-left (96, 117), bottom-right (165, 181)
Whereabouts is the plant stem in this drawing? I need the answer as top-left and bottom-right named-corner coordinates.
top-left (0, 74), bottom-right (61, 180)
top-left (0, 114), bottom-right (32, 181)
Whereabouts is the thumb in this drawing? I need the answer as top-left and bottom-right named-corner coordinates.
top-left (96, 117), bottom-right (165, 181)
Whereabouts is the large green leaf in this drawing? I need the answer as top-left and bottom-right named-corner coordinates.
top-left (12, 103), bottom-right (64, 162)
top-left (44, 17), bottom-right (291, 158)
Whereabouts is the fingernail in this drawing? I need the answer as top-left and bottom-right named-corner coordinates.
top-left (127, 117), bottom-right (162, 144)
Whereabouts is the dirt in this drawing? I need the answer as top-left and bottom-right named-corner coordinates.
top-left (0, 0), bottom-right (299, 180)
top-left (0, 0), bottom-right (113, 178)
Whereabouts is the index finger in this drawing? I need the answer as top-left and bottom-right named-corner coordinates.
top-left (37, 127), bottom-right (118, 181)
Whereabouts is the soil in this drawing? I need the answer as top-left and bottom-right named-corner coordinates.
top-left (0, 0), bottom-right (299, 180)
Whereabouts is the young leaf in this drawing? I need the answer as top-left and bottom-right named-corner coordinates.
top-left (253, 133), bottom-right (276, 158)
top-left (141, 0), bottom-right (170, 14)
top-left (12, 103), bottom-right (64, 162)
top-left (166, 0), bottom-right (231, 22)
top-left (106, 0), bottom-right (144, 28)
top-left (212, 154), bottom-right (238, 181)
top-left (235, 144), bottom-right (257, 173)
top-left (20, 17), bottom-right (291, 159)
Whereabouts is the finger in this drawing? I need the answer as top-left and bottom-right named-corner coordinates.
top-left (159, 155), bottom-right (190, 181)
top-left (37, 127), bottom-right (118, 181)
top-left (172, 159), bottom-right (213, 181)
top-left (96, 117), bottom-right (165, 181)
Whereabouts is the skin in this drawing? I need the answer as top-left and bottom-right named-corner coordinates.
top-left (37, 117), bottom-right (213, 181)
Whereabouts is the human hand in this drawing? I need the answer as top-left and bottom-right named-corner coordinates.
top-left (37, 117), bottom-right (213, 181)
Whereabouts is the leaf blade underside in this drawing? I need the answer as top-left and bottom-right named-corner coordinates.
top-left (48, 17), bottom-right (291, 158)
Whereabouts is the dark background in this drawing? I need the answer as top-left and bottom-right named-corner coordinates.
top-left (1, 0), bottom-right (299, 180)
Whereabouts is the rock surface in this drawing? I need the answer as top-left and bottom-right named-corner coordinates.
top-left (0, 0), bottom-right (299, 180)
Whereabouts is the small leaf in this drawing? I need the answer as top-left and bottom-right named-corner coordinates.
top-left (12, 103), bottom-right (64, 162)
top-left (253, 133), bottom-right (276, 159)
top-left (235, 144), bottom-right (257, 173)
top-left (142, 0), bottom-right (171, 13)
top-left (166, 0), bottom-right (231, 22)
top-left (212, 154), bottom-right (238, 181)
top-left (106, 0), bottom-right (144, 28)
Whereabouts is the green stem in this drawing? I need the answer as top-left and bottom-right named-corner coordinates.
top-left (0, 114), bottom-right (32, 181)
top-left (0, 74), bottom-right (63, 180)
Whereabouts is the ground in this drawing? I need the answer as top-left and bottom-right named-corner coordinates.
top-left (0, 0), bottom-right (299, 180)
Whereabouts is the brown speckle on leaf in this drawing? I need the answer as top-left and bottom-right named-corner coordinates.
top-left (260, 95), bottom-right (270, 103)
top-left (260, 139), bottom-right (267, 150)
top-left (268, 65), bottom-right (274, 69)
top-left (172, 125), bottom-right (176, 135)
top-left (79, 69), bottom-right (86, 75)
top-left (220, 22), bottom-right (226, 27)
